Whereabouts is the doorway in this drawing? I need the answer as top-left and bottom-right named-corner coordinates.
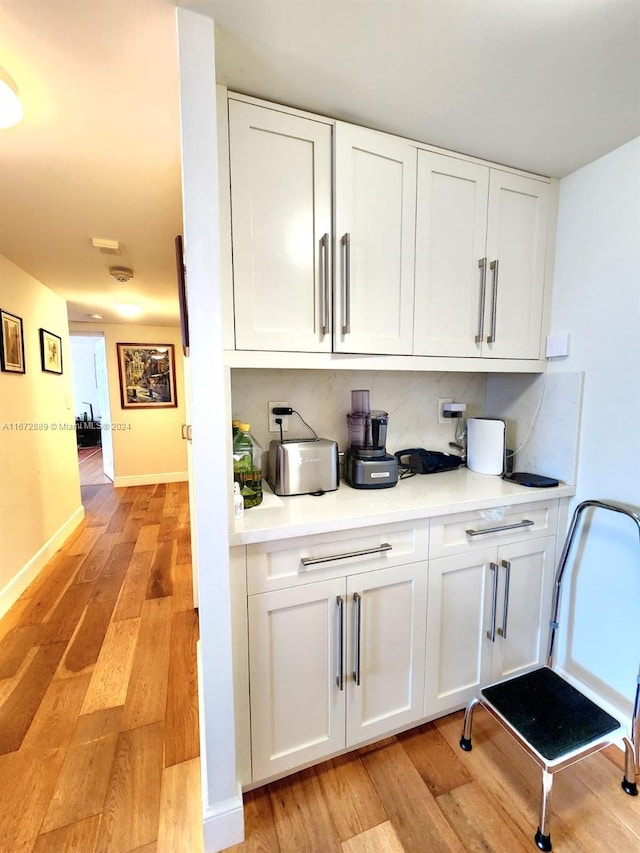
top-left (69, 334), bottom-right (114, 486)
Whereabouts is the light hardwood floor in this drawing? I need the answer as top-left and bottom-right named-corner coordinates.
top-left (2, 483), bottom-right (638, 852)
top-left (78, 447), bottom-right (112, 486)
top-left (0, 481), bottom-right (201, 852)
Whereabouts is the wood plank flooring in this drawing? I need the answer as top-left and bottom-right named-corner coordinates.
top-left (226, 718), bottom-right (639, 853)
top-left (79, 447), bottom-right (112, 486)
top-left (2, 481), bottom-right (638, 852)
top-left (0, 480), bottom-right (202, 852)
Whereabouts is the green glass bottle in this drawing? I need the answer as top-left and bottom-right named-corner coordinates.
top-left (232, 423), bottom-right (263, 509)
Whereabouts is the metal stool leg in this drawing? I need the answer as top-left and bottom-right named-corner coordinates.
top-left (622, 736), bottom-right (639, 796)
top-left (535, 770), bottom-right (553, 851)
top-left (459, 696), bottom-right (479, 751)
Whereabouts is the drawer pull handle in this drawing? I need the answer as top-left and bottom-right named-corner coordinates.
top-left (466, 519), bottom-right (534, 537)
top-left (301, 542), bottom-right (392, 567)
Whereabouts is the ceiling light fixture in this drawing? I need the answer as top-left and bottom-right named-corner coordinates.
top-left (0, 66), bottom-right (24, 129)
top-left (88, 313), bottom-right (103, 320)
top-left (114, 301), bottom-right (142, 318)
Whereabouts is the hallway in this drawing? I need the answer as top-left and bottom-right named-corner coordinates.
top-left (0, 481), bottom-right (202, 852)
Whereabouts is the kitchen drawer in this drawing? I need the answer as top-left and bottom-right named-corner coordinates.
top-left (429, 500), bottom-right (558, 559)
top-left (247, 520), bottom-right (429, 595)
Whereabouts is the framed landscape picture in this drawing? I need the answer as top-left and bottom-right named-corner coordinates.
top-left (0, 309), bottom-right (25, 373)
top-left (40, 328), bottom-right (63, 374)
top-left (116, 343), bottom-right (177, 409)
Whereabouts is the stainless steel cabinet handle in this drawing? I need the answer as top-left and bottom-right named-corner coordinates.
top-left (475, 257), bottom-right (487, 343)
top-left (466, 520), bottom-right (534, 537)
top-left (336, 596), bottom-right (344, 690)
top-left (301, 542), bottom-right (392, 567)
top-left (487, 259), bottom-right (499, 343)
top-left (341, 232), bottom-right (351, 335)
top-left (320, 233), bottom-right (330, 335)
top-left (487, 562), bottom-right (499, 642)
top-left (353, 592), bottom-right (361, 686)
top-left (497, 559), bottom-right (511, 639)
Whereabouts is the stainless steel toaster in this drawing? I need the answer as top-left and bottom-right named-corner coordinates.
top-left (267, 438), bottom-right (339, 496)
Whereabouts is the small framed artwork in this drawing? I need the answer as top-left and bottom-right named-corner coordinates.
top-left (40, 328), bottom-right (63, 374)
top-left (0, 309), bottom-right (25, 373)
top-left (117, 342), bottom-right (177, 409)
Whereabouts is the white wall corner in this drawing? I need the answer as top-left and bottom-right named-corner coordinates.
top-left (0, 504), bottom-right (85, 619)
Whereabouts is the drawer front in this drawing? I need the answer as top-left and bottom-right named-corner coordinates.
top-left (429, 500), bottom-right (558, 559)
top-left (247, 520), bottom-right (429, 595)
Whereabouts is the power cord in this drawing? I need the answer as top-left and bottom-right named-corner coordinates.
top-left (272, 406), bottom-right (318, 440)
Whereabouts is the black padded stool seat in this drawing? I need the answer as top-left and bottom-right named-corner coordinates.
top-left (482, 667), bottom-right (621, 761)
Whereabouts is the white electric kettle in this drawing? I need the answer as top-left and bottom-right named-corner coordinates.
top-left (466, 417), bottom-right (506, 475)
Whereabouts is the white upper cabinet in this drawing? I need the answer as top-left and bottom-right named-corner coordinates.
top-left (414, 151), bottom-right (549, 360)
top-left (484, 171), bottom-right (549, 359)
top-left (414, 153), bottom-right (490, 357)
top-left (225, 94), bottom-right (554, 366)
top-left (228, 100), bottom-right (333, 352)
top-left (334, 123), bottom-right (417, 355)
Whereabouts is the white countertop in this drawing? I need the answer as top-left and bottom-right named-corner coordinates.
top-left (229, 468), bottom-right (575, 545)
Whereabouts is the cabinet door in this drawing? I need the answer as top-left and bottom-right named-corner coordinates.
top-left (229, 100), bottom-right (333, 352)
top-left (414, 152), bottom-right (489, 357)
top-left (490, 536), bottom-right (555, 681)
top-left (484, 171), bottom-right (549, 359)
top-left (346, 562), bottom-right (427, 745)
top-left (334, 123), bottom-right (416, 355)
top-left (248, 578), bottom-right (346, 780)
top-left (425, 550), bottom-right (495, 716)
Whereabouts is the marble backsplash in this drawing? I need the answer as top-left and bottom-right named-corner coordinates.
top-left (485, 370), bottom-right (583, 485)
top-left (230, 369), bottom-right (487, 456)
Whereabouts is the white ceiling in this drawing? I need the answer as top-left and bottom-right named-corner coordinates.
top-left (1, 0), bottom-right (639, 327)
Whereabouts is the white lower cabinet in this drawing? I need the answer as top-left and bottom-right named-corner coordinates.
top-left (424, 535), bottom-right (556, 716)
top-left (248, 561), bottom-right (427, 782)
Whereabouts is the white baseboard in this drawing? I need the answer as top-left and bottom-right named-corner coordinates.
top-left (0, 504), bottom-right (85, 619)
top-left (202, 792), bottom-right (245, 852)
top-left (113, 471), bottom-right (188, 488)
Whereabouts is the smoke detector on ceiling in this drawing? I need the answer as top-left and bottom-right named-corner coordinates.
top-left (109, 266), bottom-right (134, 283)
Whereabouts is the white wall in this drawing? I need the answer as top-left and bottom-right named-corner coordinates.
top-left (0, 255), bottom-right (83, 617)
top-left (177, 9), bottom-right (243, 851)
top-left (550, 137), bottom-right (640, 717)
top-left (70, 321), bottom-right (188, 487)
top-left (70, 335), bottom-right (102, 421)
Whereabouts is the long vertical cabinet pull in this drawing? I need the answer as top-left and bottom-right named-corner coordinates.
top-left (497, 559), bottom-right (511, 639)
top-left (336, 596), bottom-right (344, 690)
top-left (341, 233), bottom-right (351, 334)
top-left (487, 259), bottom-right (500, 343)
top-left (353, 591), bottom-right (361, 686)
top-left (486, 562), bottom-right (499, 642)
top-left (475, 257), bottom-right (487, 343)
top-left (320, 233), bottom-right (330, 335)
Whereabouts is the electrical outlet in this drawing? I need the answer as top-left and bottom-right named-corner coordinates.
top-left (268, 401), bottom-right (289, 433)
top-left (438, 398), bottom-right (453, 425)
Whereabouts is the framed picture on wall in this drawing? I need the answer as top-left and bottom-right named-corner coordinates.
top-left (0, 309), bottom-right (25, 373)
top-left (116, 342), bottom-right (177, 409)
top-left (39, 328), bottom-right (63, 374)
